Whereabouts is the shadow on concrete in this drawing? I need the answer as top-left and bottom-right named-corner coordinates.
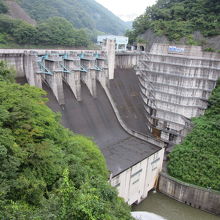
top-left (110, 68), bottom-right (150, 135)
top-left (44, 80), bottom-right (159, 177)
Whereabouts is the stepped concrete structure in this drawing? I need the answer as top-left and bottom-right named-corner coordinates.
top-left (136, 44), bottom-right (220, 145)
top-left (0, 42), bottom-right (164, 205)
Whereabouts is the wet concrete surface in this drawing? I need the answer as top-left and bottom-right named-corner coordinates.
top-left (110, 68), bottom-right (150, 135)
top-left (44, 80), bottom-right (159, 176)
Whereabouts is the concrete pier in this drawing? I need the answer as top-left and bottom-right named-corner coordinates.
top-left (62, 52), bottom-right (81, 101)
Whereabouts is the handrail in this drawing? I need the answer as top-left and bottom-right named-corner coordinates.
top-left (37, 62), bottom-right (53, 75)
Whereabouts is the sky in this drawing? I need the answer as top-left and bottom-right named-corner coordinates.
top-left (95, 0), bottom-right (157, 21)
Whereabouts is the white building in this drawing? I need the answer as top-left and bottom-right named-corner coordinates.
top-left (109, 147), bottom-right (164, 205)
top-left (97, 35), bottom-right (128, 52)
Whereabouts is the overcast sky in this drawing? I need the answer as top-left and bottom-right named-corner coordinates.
top-left (95, 0), bottom-right (157, 21)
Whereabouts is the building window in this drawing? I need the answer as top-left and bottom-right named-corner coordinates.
top-left (151, 152), bottom-right (160, 171)
top-left (152, 162), bottom-right (157, 171)
top-left (132, 179), bottom-right (140, 185)
top-left (153, 152), bottom-right (159, 160)
top-left (112, 175), bottom-right (120, 187)
top-left (169, 133), bottom-right (177, 142)
top-left (131, 169), bottom-right (142, 178)
top-left (115, 183), bottom-right (120, 188)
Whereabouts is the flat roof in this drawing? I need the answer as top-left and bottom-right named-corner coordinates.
top-left (102, 136), bottom-right (160, 176)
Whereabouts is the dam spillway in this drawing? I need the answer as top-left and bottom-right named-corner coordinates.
top-left (44, 80), bottom-right (160, 177)
top-left (43, 76), bottom-right (164, 205)
top-left (3, 44), bottom-right (164, 205)
top-left (110, 68), bottom-right (149, 134)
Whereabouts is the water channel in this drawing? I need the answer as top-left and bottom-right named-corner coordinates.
top-left (132, 191), bottom-right (220, 220)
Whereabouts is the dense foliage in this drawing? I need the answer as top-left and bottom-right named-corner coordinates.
top-left (168, 80), bottom-right (220, 191)
top-left (0, 15), bottom-right (90, 47)
top-left (127, 0), bottom-right (220, 43)
top-left (17, 0), bottom-right (128, 35)
top-left (0, 0), bottom-right (8, 14)
top-left (0, 61), bottom-right (133, 219)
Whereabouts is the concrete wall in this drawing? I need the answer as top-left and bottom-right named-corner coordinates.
top-left (111, 148), bottom-right (164, 205)
top-left (115, 52), bottom-right (144, 69)
top-left (0, 51), bottom-right (25, 77)
top-left (159, 172), bottom-right (220, 216)
top-left (137, 44), bottom-right (220, 144)
top-left (102, 39), bottom-right (115, 79)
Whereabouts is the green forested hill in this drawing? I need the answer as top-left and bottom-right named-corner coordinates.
top-left (0, 0), bottom-right (91, 47)
top-left (17, 0), bottom-right (128, 35)
top-left (0, 0), bottom-right (129, 48)
top-left (127, 0), bottom-right (220, 43)
top-left (0, 15), bottom-right (91, 48)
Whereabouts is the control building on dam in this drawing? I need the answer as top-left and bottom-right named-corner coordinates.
top-left (0, 41), bottom-right (164, 205)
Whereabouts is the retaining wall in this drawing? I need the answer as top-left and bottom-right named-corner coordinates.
top-left (159, 172), bottom-right (220, 216)
top-left (115, 52), bottom-right (144, 69)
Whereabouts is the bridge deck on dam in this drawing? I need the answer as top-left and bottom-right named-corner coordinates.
top-left (43, 80), bottom-right (160, 177)
top-left (110, 68), bottom-right (150, 135)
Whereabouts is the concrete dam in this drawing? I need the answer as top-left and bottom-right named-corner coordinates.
top-left (0, 45), bottom-right (164, 205)
top-left (1, 43), bottom-right (220, 206)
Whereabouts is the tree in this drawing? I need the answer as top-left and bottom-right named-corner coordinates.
top-left (37, 17), bottom-right (76, 46)
top-left (12, 22), bottom-right (37, 44)
top-left (0, 14), bottom-right (92, 47)
top-left (0, 1), bottom-right (8, 14)
top-left (129, 0), bottom-right (220, 42)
